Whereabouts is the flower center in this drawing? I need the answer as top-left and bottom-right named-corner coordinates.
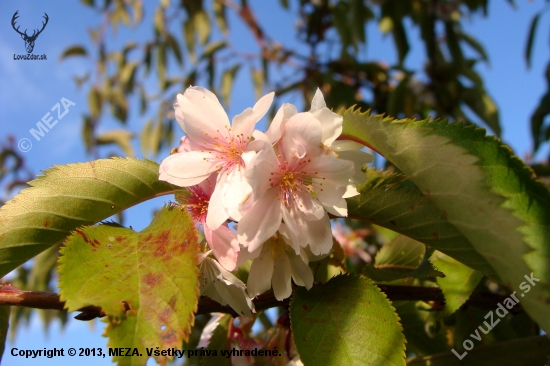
top-left (265, 234), bottom-right (286, 259)
top-left (206, 130), bottom-right (250, 171)
top-left (179, 187), bottom-right (209, 225)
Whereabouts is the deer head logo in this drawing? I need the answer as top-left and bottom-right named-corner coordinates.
top-left (11, 11), bottom-right (49, 54)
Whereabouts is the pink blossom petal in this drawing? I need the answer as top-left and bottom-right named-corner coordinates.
top-left (310, 108), bottom-right (343, 146)
top-left (294, 191), bottom-right (325, 220)
top-left (247, 248), bottom-right (274, 298)
top-left (220, 167), bottom-right (252, 223)
top-left (205, 224), bottom-right (239, 271)
top-left (281, 207), bottom-right (309, 251)
top-left (197, 172), bottom-right (217, 197)
top-left (279, 223), bottom-right (301, 254)
top-left (304, 214), bottom-right (333, 255)
top-left (313, 178), bottom-right (348, 206)
top-left (236, 244), bottom-right (260, 267)
top-left (232, 92), bottom-right (274, 139)
top-left (206, 176), bottom-right (230, 230)
top-left (265, 103), bottom-right (297, 144)
top-left (159, 151), bottom-right (217, 187)
top-left (237, 189), bottom-right (282, 252)
top-left (306, 154), bottom-right (354, 183)
top-left (177, 136), bottom-right (203, 153)
top-left (176, 87), bottom-right (231, 145)
top-left (337, 149), bottom-right (373, 184)
top-left (282, 112), bottom-right (324, 158)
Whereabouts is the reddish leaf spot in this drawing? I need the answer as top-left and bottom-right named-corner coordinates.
top-left (160, 330), bottom-right (177, 345)
top-left (143, 273), bottom-right (157, 286)
top-left (432, 232), bottom-right (439, 239)
top-left (115, 236), bottom-right (124, 242)
top-left (44, 219), bottom-right (50, 228)
top-left (143, 234), bottom-right (153, 242)
top-left (92, 239), bottom-right (101, 248)
top-left (390, 220), bottom-right (397, 226)
top-left (169, 295), bottom-right (177, 309)
top-left (409, 206), bottom-right (415, 211)
top-left (425, 189), bottom-right (431, 197)
top-left (442, 209), bottom-right (448, 217)
top-left (156, 231), bottom-right (170, 245)
top-left (302, 304), bottom-right (310, 312)
top-left (75, 228), bottom-right (92, 245)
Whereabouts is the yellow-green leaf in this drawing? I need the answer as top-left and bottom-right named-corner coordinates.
top-left (59, 206), bottom-right (200, 365)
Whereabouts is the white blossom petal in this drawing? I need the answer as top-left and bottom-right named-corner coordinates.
top-left (176, 87), bottom-right (231, 144)
top-left (265, 103), bottom-right (297, 144)
top-left (159, 151), bottom-right (217, 186)
top-left (272, 252), bottom-right (292, 301)
top-left (324, 198), bottom-right (348, 216)
top-left (310, 88), bottom-right (326, 111)
top-left (232, 92), bottom-right (274, 139)
top-left (237, 189), bottom-right (283, 252)
top-left (282, 113), bottom-right (324, 158)
top-left (310, 107), bottom-right (343, 146)
top-left (289, 254), bottom-right (314, 289)
top-left (247, 248), bottom-right (274, 298)
top-left (205, 224), bottom-right (239, 271)
top-left (199, 257), bottom-right (254, 316)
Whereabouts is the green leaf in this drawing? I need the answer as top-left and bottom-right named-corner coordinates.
top-left (59, 206), bottom-right (199, 365)
top-left (157, 43), bottom-right (167, 88)
top-left (213, 0), bottom-right (228, 34)
top-left (200, 315), bottom-right (232, 366)
top-left (59, 46), bottom-right (88, 60)
top-left (184, 18), bottom-right (196, 62)
top-left (194, 11), bottom-right (211, 45)
top-left (201, 41), bottom-right (226, 59)
top-left (166, 33), bottom-right (183, 66)
top-left (140, 119), bottom-right (154, 155)
top-left (221, 65), bottom-right (241, 107)
top-left (431, 251), bottom-right (483, 315)
top-left (347, 168), bottom-right (498, 279)
top-left (427, 121), bottom-right (550, 257)
top-left (341, 108), bottom-right (550, 335)
top-left (408, 336), bottom-right (550, 365)
top-left (458, 32), bottom-right (489, 63)
top-left (251, 68), bottom-right (264, 100)
top-left (290, 275), bottom-right (406, 366)
top-left (88, 88), bottom-right (102, 119)
top-left (95, 129), bottom-right (135, 157)
top-left (0, 306), bottom-right (9, 363)
top-left (154, 7), bottom-right (165, 34)
top-left (525, 12), bottom-right (541, 69)
top-left (363, 235), bottom-right (444, 282)
top-left (393, 301), bottom-right (450, 356)
top-left (531, 90), bottom-right (550, 151)
top-left (0, 158), bottom-right (177, 277)
top-left (392, 19), bottom-right (409, 66)
top-left (460, 88), bottom-right (501, 136)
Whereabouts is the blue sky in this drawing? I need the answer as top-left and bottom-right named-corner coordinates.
top-left (0, 0), bottom-right (549, 365)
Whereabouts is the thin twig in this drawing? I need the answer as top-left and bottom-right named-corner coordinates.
top-left (0, 284), bottom-right (522, 321)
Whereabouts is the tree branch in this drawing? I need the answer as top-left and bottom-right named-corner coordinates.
top-left (0, 284), bottom-right (522, 320)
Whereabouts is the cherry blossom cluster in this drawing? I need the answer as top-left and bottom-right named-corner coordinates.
top-left (159, 86), bottom-right (372, 315)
